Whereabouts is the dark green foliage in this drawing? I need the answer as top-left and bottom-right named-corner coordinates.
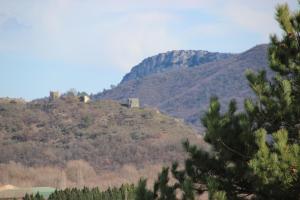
top-left (135, 179), bottom-right (154, 200)
top-left (45, 185), bottom-right (136, 200)
top-left (135, 164), bottom-right (195, 200)
top-left (23, 193), bottom-right (45, 200)
top-left (144, 1), bottom-right (300, 199)
top-left (187, 2), bottom-right (300, 199)
top-left (153, 167), bottom-right (177, 200)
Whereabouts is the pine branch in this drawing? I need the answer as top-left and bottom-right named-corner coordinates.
top-left (217, 138), bottom-right (251, 159)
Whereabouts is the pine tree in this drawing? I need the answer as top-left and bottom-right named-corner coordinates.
top-left (135, 179), bottom-right (154, 200)
top-left (142, 1), bottom-right (300, 199)
top-left (23, 194), bottom-right (31, 200)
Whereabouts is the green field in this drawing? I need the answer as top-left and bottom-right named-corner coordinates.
top-left (0, 187), bottom-right (55, 199)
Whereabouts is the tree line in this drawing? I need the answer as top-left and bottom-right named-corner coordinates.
top-left (23, 184), bottom-right (136, 200)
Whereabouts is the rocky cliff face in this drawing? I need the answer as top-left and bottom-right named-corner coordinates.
top-left (94, 44), bottom-right (270, 131)
top-left (121, 50), bottom-right (233, 83)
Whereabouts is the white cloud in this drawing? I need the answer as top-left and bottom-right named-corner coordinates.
top-left (0, 0), bottom-right (298, 71)
top-left (221, 0), bottom-right (297, 40)
top-left (99, 11), bottom-right (181, 71)
top-left (0, 1), bottom-right (183, 70)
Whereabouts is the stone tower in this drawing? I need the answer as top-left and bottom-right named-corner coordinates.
top-left (79, 95), bottom-right (90, 103)
top-left (127, 98), bottom-right (139, 108)
top-left (50, 91), bottom-right (60, 101)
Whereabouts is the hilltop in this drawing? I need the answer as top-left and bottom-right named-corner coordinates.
top-left (0, 97), bottom-right (205, 184)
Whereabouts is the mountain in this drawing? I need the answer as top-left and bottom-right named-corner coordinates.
top-left (94, 44), bottom-right (270, 130)
top-left (121, 50), bottom-right (233, 83)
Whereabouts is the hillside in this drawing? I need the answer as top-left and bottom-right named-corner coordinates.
top-left (0, 97), bottom-right (202, 170)
top-left (0, 97), bottom-right (206, 188)
top-left (94, 44), bottom-right (270, 129)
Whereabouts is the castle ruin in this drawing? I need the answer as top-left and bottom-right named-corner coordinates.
top-left (127, 98), bottom-right (140, 108)
top-left (79, 95), bottom-right (90, 103)
top-left (49, 91), bottom-right (60, 101)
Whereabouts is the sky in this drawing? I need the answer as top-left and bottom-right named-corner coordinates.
top-left (0, 0), bottom-right (298, 100)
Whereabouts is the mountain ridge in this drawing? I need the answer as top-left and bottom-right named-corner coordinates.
top-left (121, 49), bottom-right (234, 83)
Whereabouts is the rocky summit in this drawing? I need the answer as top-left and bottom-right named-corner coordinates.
top-left (121, 50), bottom-right (233, 83)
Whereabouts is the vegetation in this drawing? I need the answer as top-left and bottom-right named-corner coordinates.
top-left (23, 193), bottom-right (45, 200)
top-left (0, 98), bottom-right (201, 170)
top-left (0, 98), bottom-right (204, 188)
top-left (22, 185), bottom-right (136, 200)
top-left (135, 2), bottom-right (300, 200)
top-left (48, 185), bottom-right (136, 200)
top-left (3, 2), bottom-right (299, 200)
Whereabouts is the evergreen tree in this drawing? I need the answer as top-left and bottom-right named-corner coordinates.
top-left (135, 179), bottom-right (154, 200)
top-left (141, 1), bottom-right (300, 199)
top-left (152, 167), bottom-right (177, 200)
top-left (47, 185), bottom-right (136, 200)
top-left (22, 193), bottom-right (45, 200)
top-left (23, 194), bottom-right (31, 200)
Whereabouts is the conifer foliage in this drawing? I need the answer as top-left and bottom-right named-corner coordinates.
top-left (136, 1), bottom-right (300, 199)
top-left (22, 185), bottom-right (136, 200)
top-left (23, 193), bottom-right (45, 200)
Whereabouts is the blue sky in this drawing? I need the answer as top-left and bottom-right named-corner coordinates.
top-left (0, 0), bottom-right (298, 100)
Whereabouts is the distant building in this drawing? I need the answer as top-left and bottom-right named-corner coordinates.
top-left (79, 95), bottom-right (90, 103)
top-left (50, 91), bottom-right (60, 101)
top-left (127, 98), bottom-right (140, 108)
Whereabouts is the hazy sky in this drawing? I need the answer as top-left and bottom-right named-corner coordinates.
top-left (0, 0), bottom-right (298, 100)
